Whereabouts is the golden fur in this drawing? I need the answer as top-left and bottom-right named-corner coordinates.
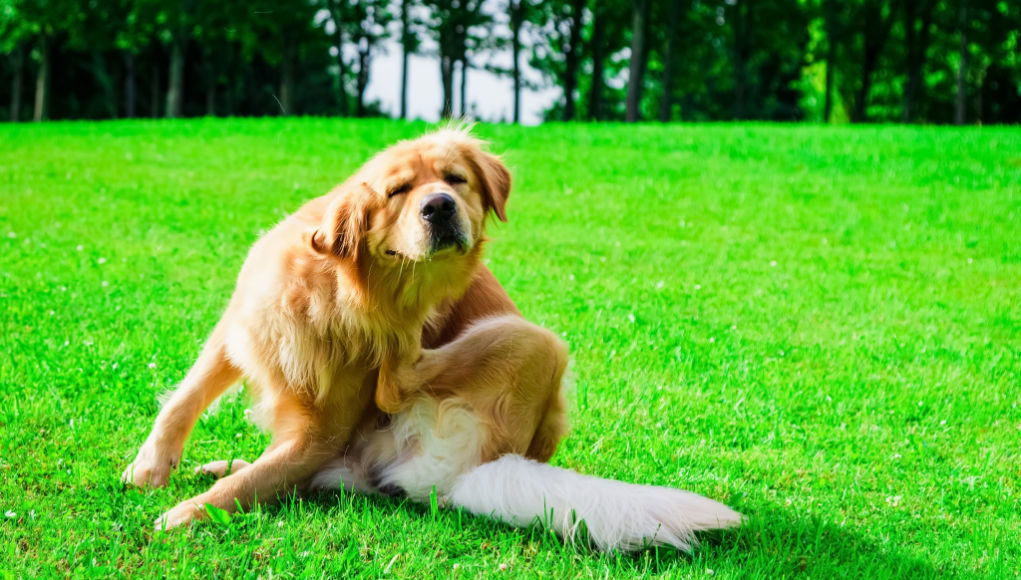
top-left (122, 128), bottom-right (571, 530)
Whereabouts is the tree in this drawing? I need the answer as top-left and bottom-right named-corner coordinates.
top-left (625, 0), bottom-right (649, 122)
top-left (424, 0), bottom-right (488, 119)
top-left (658, 0), bottom-right (682, 122)
top-left (424, 0), bottom-right (457, 118)
top-left (508, 0), bottom-right (528, 123)
top-left (12, 0), bottom-right (76, 121)
top-left (397, 0), bottom-right (422, 119)
top-left (166, 6), bottom-right (192, 117)
top-left (730, 0), bottom-right (752, 119)
top-left (1, 0), bottom-right (1018, 126)
top-left (562, 0), bottom-right (585, 120)
top-left (587, 0), bottom-right (607, 121)
top-left (7, 44), bottom-right (23, 121)
top-left (851, 0), bottom-right (901, 123)
top-left (0, 0), bottom-right (31, 121)
top-left (32, 32), bottom-right (49, 119)
top-left (326, 0), bottom-right (352, 115)
top-left (72, 2), bottom-right (122, 118)
top-left (116, 0), bottom-right (158, 118)
top-left (973, 0), bottom-right (1021, 123)
top-left (128, 0), bottom-right (201, 118)
top-left (954, 0), bottom-right (967, 124)
top-left (583, 0), bottom-right (629, 121)
top-left (822, 0), bottom-right (845, 122)
top-left (529, 0), bottom-right (588, 121)
top-left (901, 0), bottom-right (936, 122)
top-left (342, 0), bottom-right (392, 117)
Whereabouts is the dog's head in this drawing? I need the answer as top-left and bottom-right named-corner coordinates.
top-left (307, 128), bottom-right (510, 269)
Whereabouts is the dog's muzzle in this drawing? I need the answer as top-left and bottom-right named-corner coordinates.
top-left (421, 193), bottom-right (467, 253)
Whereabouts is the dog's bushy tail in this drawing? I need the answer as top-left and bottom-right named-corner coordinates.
top-left (447, 454), bottom-right (742, 552)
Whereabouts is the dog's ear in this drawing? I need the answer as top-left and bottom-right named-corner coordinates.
top-left (305, 192), bottom-right (367, 259)
top-left (471, 151), bottom-right (511, 223)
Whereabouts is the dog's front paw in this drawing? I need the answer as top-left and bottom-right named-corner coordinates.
top-left (155, 499), bottom-right (209, 531)
top-left (122, 441), bottom-right (179, 488)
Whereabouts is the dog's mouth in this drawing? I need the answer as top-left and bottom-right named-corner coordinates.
top-left (383, 236), bottom-right (470, 262)
top-left (430, 232), bottom-right (468, 254)
top-left (428, 222), bottom-right (470, 254)
top-left (382, 222), bottom-right (471, 262)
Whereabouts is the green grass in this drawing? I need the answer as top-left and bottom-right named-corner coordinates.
top-left (1, 119), bottom-right (1019, 578)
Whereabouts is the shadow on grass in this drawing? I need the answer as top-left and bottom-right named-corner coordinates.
top-left (123, 465), bottom-right (953, 577)
top-left (297, 490), bottom-right (955, 578)
top-left (697, 502), bottom-right (954, 579)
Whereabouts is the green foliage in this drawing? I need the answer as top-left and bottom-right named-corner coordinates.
top-left (1, 119), bottom-right (1019, 577)
top-left (0, 0), bottom-right (31, 52)
top-left (1, 0), bottom-right (1020, 123)
top-left (204, 503), bottom-right (232, 527)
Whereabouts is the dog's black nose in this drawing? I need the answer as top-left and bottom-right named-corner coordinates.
top-left (420, 193), bottom-right (456, 223)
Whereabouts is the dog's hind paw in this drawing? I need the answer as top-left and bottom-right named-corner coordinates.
top-left (195, 459), bottom-right (251, 478)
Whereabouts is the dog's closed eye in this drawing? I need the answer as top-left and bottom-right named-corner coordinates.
top-left (389, 183), bottom-right (412, 198)
top-left (444, 174), bottom-right (467, 186)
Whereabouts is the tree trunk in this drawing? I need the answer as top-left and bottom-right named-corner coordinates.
top-left (853, 65), bottom-right (873, 123)
top-left (280, 43), bottom-right (295, 115)
top-left (440, 55), bottom-right (454, 118)
top-left (10, 45), bottom-right (24, 122)
top-left (150, 56), bottom-right (161, 118)
top-left (510, 0), bottom-right (523, 124)
top-left (588, 1), bottom-right (606, 121)
top-left (901, 0), bottom-right (917, 122)
top-left (400, 46), bottom-right (409, 119)
top-left (562, 0), bottom-right (585, 121)
top-left (399, 0), bottom-right (411, 120)
top-left (659, 0), bottom-right (681, 122)
top-left (458, 58), bottom-right (468, 118)
top-left (852, 0), bottom-right (896, 123)
top-left (166, 38), bottom-right (185, 118)
top-left (225, 41), bottom-right (237, 116)
top-left (91, 51), bottom-right (117, 118)
top-left (974, 66), bottom-right (984, 123)
top-left (33, 36), bottom-right (49, 122)
top-left (823, 0), bottom-right (838, 122)
top-left (123, 51), bottom-right (136, 118)
top-left (625, 0), bottom-right (649, 122)
top-left (356, 43), bottom-right (370, 117)
top-left (205, 83), bottom-right (215, 116)
top-left (332, 4), bottom-right (350, 116)
top-left (955, 0), bottom-right (968, 125)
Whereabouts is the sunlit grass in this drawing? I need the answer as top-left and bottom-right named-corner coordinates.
top-left (1, 119), bottom-right (1018, 578)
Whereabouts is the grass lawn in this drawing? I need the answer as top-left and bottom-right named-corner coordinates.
top-left (1, 119), bottom-right (1018, 578)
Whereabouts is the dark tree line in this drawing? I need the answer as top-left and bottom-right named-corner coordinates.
top-left (1, 0), bottom-right (1018, 123)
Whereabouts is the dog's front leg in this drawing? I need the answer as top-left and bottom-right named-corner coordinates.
top-left (155, 418), bottom-right (329, 530)
top-left (123, 324), bottom-right (241, 488)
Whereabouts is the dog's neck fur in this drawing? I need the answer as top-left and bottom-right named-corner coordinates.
top-left (327, 245), bottom-right (483, 367)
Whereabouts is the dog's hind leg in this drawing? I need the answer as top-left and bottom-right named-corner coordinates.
top-left (525, 384), bottom-right (569, 463)
top-left (122, 321), bottom-right (242, 488)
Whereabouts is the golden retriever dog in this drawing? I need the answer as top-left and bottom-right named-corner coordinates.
top-left (124, 127), bottom-right (741, 550)
top-left (122, 128), bottom-right (510, 528)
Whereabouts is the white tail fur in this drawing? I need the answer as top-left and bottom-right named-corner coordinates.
top-left (447, 454), bottom-right (742, 552)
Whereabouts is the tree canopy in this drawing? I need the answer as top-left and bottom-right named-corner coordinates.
top-left (1, 0), bottom-right (1018, 123)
